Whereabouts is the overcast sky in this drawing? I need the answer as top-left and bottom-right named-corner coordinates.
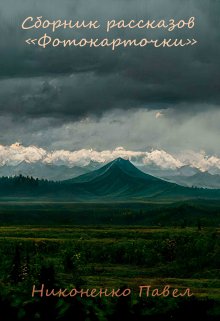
top-left (0, 0), bottom-right (219, 160)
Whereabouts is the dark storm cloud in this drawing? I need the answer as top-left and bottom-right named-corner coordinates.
top-left (0, 0), bottom-right (219, 121)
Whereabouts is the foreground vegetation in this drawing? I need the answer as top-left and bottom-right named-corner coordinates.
top-left (0, 224), bottom-right (219, 320)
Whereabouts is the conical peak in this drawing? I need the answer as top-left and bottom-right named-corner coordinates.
top-left (109, 157), bottom-right (142, 174)
top-left (112, 157), bottom-right (129, 164)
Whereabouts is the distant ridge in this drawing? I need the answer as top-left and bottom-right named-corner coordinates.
top-left (0, 160), bottom-right (89, 181)
top-left (1, 158), bottom-right (220, 189)
top-left (0, 157), bottom-right (219, 201)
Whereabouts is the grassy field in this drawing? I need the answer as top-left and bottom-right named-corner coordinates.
top-left (0, 200), bottom-right (219, 320)
top-left (0, 224), bottom-right (219, 320)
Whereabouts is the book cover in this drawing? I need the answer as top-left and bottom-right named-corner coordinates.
top-left (0, 0), bottom-right (219, 320)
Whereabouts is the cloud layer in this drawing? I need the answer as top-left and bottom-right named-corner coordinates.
top-left (0, 108), bottom-right (219, 155)
top-left (0, 0), bottom-right (220, 121)
top-left (0, 0), bottom-right (219, 155)
top-left (1, 143), bottom-right (220, 173)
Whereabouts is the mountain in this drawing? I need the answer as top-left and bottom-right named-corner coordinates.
top-left (0, 161), bottom-right (89, 181)
top-left (0, 158), bottom-right (219, 200)
top-left (137, 163), bottom-right (220, 189)
top-left (1, 160), bottom-right (219, 190)
top-left (163, 172), bottom-right (220, 189)
top-left (177, 165), bottom-right (201, 177)
top-left (66, 158), bottom-right (220, 200)
top-left (70, 157), bottom-right (165, 183)
top-left (137, 164), bottom-right (200, 178)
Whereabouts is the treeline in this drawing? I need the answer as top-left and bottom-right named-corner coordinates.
top-left (0, 175), bottom-right (65, 196)
top-left (0, 201), bottom-right (219, 226)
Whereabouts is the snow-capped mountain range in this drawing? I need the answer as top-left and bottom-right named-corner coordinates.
top-left (0, 144), bottom-right (220, 188)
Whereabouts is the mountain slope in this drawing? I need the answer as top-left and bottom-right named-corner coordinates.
top-left (0, 158), bottom-right (220, 201)
top-left (66, 158), bottom-right (220, 200)
top-left (71, 158), bottom-right (160, 183)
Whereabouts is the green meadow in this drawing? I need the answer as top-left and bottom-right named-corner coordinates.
top-left (0, 201), bottom-right (219, 320)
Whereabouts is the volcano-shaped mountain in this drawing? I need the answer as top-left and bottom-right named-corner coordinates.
top-left (65, 158), bottom-right (220, 200)
top-left (66, 157), bottom-right (171, 198)
top-left (0, 158), bottom-right (220, 200)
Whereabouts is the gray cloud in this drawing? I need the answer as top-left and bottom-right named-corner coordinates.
top-left (1, 143), bottom-right (220, 174)
top-left (0, 0), bottom-right (219, 120)
top-left (0, 0), bottom-right (219, 154)
top-left (0, 108), bottom-right (219, 156)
